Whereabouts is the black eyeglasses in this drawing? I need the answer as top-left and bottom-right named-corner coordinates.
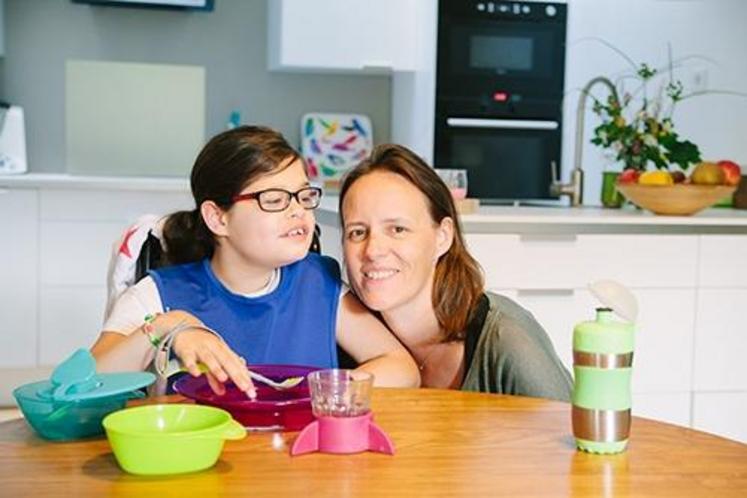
top-left (232, 186), bottom-right (323, 212)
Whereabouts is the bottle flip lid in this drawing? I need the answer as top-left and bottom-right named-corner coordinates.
top-left (588, 280), bottom-right (638, 323)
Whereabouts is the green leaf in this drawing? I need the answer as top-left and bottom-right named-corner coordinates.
top-left (665, 139), bottom-right (701, 171)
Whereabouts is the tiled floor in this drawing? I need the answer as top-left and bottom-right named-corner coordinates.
top-left (0, 408), bottom-right (22, 422)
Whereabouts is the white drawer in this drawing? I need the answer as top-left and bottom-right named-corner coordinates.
top-left (39, 286), bottom-right (107, 365)
top-left (0, 189), bottom-right (39, 368)
top-left (468, 233), bottom-right (698, 290)
top-left (693, 392), bottom-right (747, 443)
top-left (40, 221), bottom-right (124, 286)
top-left (501, 288), bottom-right (695, 394)
top-left (698, 235), bottom-right (747, 288)
top-left (633, 392), bottom-right (691, 428)
top-left (693, 289), bottom-right (747, 391)
top-left (40, 189), bottom-right (192, 222)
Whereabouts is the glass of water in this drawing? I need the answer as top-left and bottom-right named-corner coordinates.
top-left (435, 168), bottom-right (468, 200)
top-left (307, 369), bottom-right (373, 418)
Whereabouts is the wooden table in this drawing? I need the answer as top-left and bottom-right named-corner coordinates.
top-left (2, 389), bottom-right (746, 497)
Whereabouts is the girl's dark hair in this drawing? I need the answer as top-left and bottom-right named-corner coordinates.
top-left (338, 144), bottom-right (485, 342)
top-left (162, 125), bottom-right (300, 264)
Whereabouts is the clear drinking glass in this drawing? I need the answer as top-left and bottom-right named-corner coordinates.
top-left (435, 168), bottom-right (468, 200)
top-left (307, 369), bottom-right (373, 418)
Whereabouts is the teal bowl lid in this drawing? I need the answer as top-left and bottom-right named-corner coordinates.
top-left (16, 372), bottom-right (156, 403)
top-left (14, 348), bottom-right (156, 403)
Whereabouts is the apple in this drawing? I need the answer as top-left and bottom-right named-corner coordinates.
top-left (617, 169), bottom-right (640, 184)
top-left (691, 161), bottom-right (725, 186)
top-left (717, 160), bottom-right (742, 186)
top-left (671, 171), bottom-right (686, 183)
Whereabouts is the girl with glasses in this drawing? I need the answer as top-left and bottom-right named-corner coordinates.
top-left (91, 126), bottom-right (419, 396)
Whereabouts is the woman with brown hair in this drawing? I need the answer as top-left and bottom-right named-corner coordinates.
top-left (339, 144), bottom-right (572, 400)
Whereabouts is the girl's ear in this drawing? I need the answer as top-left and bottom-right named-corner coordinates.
top-left (200, 200), bottom-right (229, 237)
top-left (435, 216), bottom-right (455, 260)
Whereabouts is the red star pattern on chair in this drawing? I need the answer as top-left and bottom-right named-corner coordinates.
top-left (117, 227), bottom-right (138, 259)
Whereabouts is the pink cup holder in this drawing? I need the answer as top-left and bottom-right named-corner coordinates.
top-left (290, 369), bottom-right (395, 456)
top-left (290, 412), bottom-right (394, 455)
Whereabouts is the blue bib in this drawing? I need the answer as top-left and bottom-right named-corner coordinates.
top-left (150, 254), bottom-right (341, 368)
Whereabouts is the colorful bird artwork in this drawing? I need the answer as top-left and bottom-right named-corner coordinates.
top-left (327, 154), bottom-right (345, 166)
top-left (310, 138), bottom-right (322, 155)
top-left (343, 118), bottom-right (368, 138)
top-left (306, 157), bottom-right (319, 178)
top-left (300, 113), bottom-right (373, 186)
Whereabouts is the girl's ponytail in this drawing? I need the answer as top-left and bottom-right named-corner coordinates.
top-left (161, 125), bottom-right (299, 266)
top-left (161, 208), bottom-right (214, 265)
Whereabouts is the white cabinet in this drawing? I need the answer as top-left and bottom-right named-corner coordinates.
top-left (693, 392), bottom-right (747, 443)
top-left (633, 392), bottom-right (691, 427)
top-left (698, 236), bottom-right (747, 288)
top-left (473, 233), bottom-right (701, 432)
top-left (466, 233), bottom-right (698, 290)
top-left (693, 289), bottom-right (747, 392)
top-left (0, 188), bottom-right (38, 367)
top-left (315, 217), bottom-right (747, 440)
top-left (36, 188), bottom-right (191, 366)
top-left (267, 0), bottom-right (430, 73)
top-left (501, 288), bottom-right (694, 412)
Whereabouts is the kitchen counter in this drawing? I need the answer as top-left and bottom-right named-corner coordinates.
top-left (0, 173), bottom-right (188, 191)
top-left (3, 174), bottom-right (747, 234)
top-left (316, 196), bottom-right (747, 234)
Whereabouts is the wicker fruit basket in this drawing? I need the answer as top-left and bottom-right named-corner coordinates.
top-left (615, 183), bottom-right (737, 216)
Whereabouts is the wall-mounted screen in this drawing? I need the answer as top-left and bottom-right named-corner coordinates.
top-left (72, 0), bottom-right (213, 11)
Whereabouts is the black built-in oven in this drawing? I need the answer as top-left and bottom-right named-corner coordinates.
top-left (434, 0), bottom-right (567, 202)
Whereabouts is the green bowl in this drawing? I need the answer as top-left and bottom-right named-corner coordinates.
top-left (103, 404), bottom-right (246, 475)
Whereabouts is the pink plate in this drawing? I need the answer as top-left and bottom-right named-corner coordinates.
top-left (174, 364), bottom-right (320, 431)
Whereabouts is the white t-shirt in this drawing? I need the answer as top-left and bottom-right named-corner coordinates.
top-left (103, 268), bottom-right (349, 335)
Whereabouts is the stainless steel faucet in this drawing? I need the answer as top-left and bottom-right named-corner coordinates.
top-left (550, 76), bottom-right (620, 207)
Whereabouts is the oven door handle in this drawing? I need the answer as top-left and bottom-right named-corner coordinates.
top-left (446, 118), bottom-right (559, 130)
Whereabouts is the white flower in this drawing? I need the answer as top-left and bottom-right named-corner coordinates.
top-left (643, 134), bottom-right (658, 147)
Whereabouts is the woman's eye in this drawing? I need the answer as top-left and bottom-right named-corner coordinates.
top-left (346, 229), bottom-right (366, 241)
top-left (391, 225), bottom-right (408, 235)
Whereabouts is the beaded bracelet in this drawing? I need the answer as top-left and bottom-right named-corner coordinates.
top-left (140, 313), bottom-right (162, 348)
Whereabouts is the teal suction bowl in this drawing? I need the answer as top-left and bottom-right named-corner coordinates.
top-left (12, 349), bottom-right (156, 441)
top-left (13, 381), bottom-right (145, 441)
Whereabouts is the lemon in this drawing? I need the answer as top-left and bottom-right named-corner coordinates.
top-left (638, 170), bottom-right (674, 186)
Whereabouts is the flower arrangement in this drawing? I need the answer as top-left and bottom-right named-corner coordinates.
top-left (590, 59), bottom-right (702, 173)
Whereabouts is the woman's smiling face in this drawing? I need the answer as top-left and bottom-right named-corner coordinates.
top-left (342, 171), bottom-right (452, 315)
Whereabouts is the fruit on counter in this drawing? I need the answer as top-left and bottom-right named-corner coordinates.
top-left (638, 170), bottom-right (674, 186)
top-left (617, 169), bottom-right (640, 184)
top-left (691, 161), bottom-right (726, 185)
top-left (717, 160), bottom-right (742, 186)
top-left (670, 171), bottom-right (686, 184)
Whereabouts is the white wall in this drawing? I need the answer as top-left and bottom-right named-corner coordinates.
top-left (564, 0), bottom-right (747, 204)
top-left (393, 0), bottom-right (747, 206)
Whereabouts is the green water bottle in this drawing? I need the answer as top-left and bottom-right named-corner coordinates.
top-left (572, 281), bottom-right (637, 454)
